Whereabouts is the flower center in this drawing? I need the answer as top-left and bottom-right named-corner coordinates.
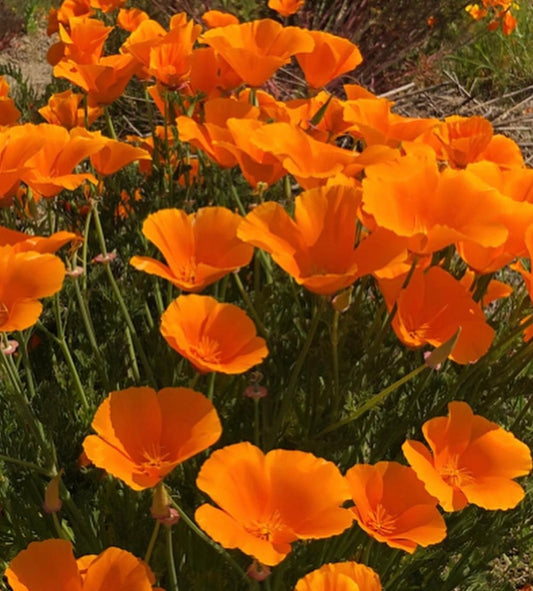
top-left (176, 257), bottom-right (197, 284)
top-left (191, 335), bottom-right (222, 363)
top-left (366, 503), bottom-right (397, 536)
top-left (245, 510), bottom-right (290, 543)
top-left (140, 444), bottom-right (171, 474)
top-left (439, 455), bottom-right (474, 488)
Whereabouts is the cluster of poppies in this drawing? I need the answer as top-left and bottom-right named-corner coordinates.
top-left (1, 0), bottom-right (533, 589)
top-left (465, 0), bottom-right (519, 35)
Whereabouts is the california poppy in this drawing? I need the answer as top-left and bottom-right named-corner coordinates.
top-left (130, 207), bottom-right (253, 292)
top-left (0, 246), bottom-right (65, 332)
top-left (0, 76), bottom-right (20, 126)
top-left (294, 562), bottom-right (381, 591)
top-left (6, 538), bottom-right (161, 591)
top-left (195, 442), bottom-right (353, 566)
top-left (382, 265), bottom-right (495, 364)
top-left (201, 19), bottom-right (313, 87)
top-left (201, 9), bottom-right (239, 28)
top-left (161, 294), bottom-right (268, 374)
top-left (83, 386), bottom-right (222, 490)
top-left (117, 8), bottom-right (149, 32)
top-left (403, 401), bottom-right (532, 512)
top-left (295, 30), bottom-right (362, 89)
top-left (39, 89), bottom-right (102, 129)
top-left (345, 461), bottom-right (447, 553)
top-left (268, 0), bottom-right (305, 17)
top-left (0, 225), bottom-right (78, 254)
top-left (47, 0), bottom-right (93, 36)
top-left (238, 184), bottom-right (403, 294)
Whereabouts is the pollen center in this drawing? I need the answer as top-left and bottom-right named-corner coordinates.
top-left (176, 257), bottom-right (197, 284)
top-left (191, 335), bottom-right (222, 363)
top-left (366, 503), bottom-right (397, 536)
top-left (439, 456), bottom-right (474, 488)
top-left (245, 510), bottom-right (289, 543)
top-left (140, 444), bottom-right (170, 472)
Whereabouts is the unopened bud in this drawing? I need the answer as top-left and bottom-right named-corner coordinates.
top-left (43, 470), bottom-right (63, 514)
top-left (247, 560), bottom-right (271, 581)
top-left (332, 287), bottom-right (353, 313)
top-left (150, 482), bottom-right (179, 525)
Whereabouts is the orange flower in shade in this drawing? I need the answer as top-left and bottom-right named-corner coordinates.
top-left (380, 266), bottom-right (495, 364)
top-left (402, 401), bottom-right (532, 512)
top-left (0, 246), bottom-right (65, 332)
top-left (39, 90), bottom-right (102, 129)
top-left (268, 0), bottom-right (305, 17)
top-left (161, 295), bottom-right (268, 374)
top-left (294, 562), bottom-right (381, 591)
top-left (0, 225), bottom-right (78, 254)
top-left (0, 76), bottom-right (20, 126)
top-left (195, 442), bottom-right (354, 566)
top-left (345, 461), bottom-right (447, 553)
top-left (201, 19), bottom-right (313, 87)
top-left (130, 207), bottom-right (253, 292)
top-left (238, 184), bottom-right (404, 295)
top-left (117, 8), bottom-right (149, 32)
top-left (202, 10), bottom-right (239, 28)
top-left (90, 0), bottom-right (126, 12)
top-left (295, 30), bottom-right (362, 89)
top-left (6, 539), bottom-right (162, 591)
top-left (83, 386), bottom-right (222, 491)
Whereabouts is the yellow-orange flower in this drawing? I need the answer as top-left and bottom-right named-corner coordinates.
top-left (161, 294), bottom-right (268, 374)
top-left (0, 246), bottom-right (65, 332)
top-left (0, 226), bottom-right (78, 254)
top-left (268, 0), bottom-right (305, 18)
top-left (294, 562), bottom-right (381, 591)
top-left (6, 538), bottom-right (161, 591)
top-left (39, 90), bottom-right (102, 129)
top-left (130, 207), bottom-right (253, 292)
top-left (195, 442), bottom-right (353, 566)
top-left (403, 401), bottom-right (532, 512)
top-left (345, 461), bottom-right (447, 553)
top-left (83, 386), bottom-right (222, 490)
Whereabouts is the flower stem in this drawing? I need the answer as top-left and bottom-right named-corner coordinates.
top-left (166, 524), bottom-right (179, 591)
top-left (144, 520), bottom-right (161, 564)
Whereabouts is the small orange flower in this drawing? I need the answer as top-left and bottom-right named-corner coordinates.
top-left (83, 386), bottom-right (222, 490)
top-left (0, 76), bottom-right (20, 126)
top-left (345, 461), bottom-right (447, 553)
top-left (130, 207), bottom-right (253, 292)
top-left (295, 30), bottom-right (363, 88)
top-left (0, 246), bottom-right (65, 332)
top-left (6, 538), bottom-right (161, 591)
top-left (195, 442), bottom-right (353, 566)
top-left (403, 401), bottom-right (532, 512)
top-left (39, 90), bottom-right (102, 129)
top-left (202, 10), bottom-right (239, 28)
top-left (117, 8), bottom-right (149, 32)
top-left (268, 0), bottom-right (305, 18)
top-left (161, 294), bottom-right (268, 374)
top-left (0, 225), bottom-right (78, 254)
top-left (294, 562), bottom-right (381, 591)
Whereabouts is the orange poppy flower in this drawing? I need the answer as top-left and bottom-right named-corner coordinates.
top-left (117, 8), bottom-right (149, 32)
top-left (383, 265), bottom-right (495, 364)
top-left (49, 16), bottom-right (113, 66)
top-left (6, 538), bottom-right (161, 591)
top-left (83, 386), bottom-right (222, 490)
top-left (345, 461), bottom-right (447, 553)
top-left (39, 90), bottom-right (102, 129)
top-left (201, 19), bottom-right (313, 87)
top-left (0, 226), bottom-right (78, 254)
top-left (268, 0), bottom-right (305, 17)
top-left (402, 401), bottom-right (532, 512)
top-left (0, 76), bottom-right (20, 126)
top-left (90, 0), bottom-right (126, 12)
top-left (295, 30), bottom-right (362, 89)
top-left (47, 0), bottom-right (93, 36)
top-left (202, 10), bottom-right (239, 28)
top-left (130, 207), bottom-right (253, 292)
top-left (238, 184), bottom-right (403, 294)
top-left (0, 246), bottom-right (65, 332)
top-left (189, 47), bottom-right (243, 97)
top-left (294, 562), bottom-right (381, 591)
top-left (161, 294), bottom-right (268, 374)
top-left (195, 442), bottom-right (353, 566)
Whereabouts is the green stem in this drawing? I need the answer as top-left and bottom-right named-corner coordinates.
top-left (207, 371), bottom-right (216, 401)
top-left (52, 512), bottom-right (73, 541)
top-left (144, 521), bottom-right (161, 564)
top-left (0, 454), bottom-right (51, 476)
top-left (317, 363), bottom-right (428, 437)
top-left (104, 105), bottom-right (117, 140)
top-left (232, 272), bottom-right (268, 338)
top-left (330, 309), bottom-right (340, 414)
top-left (166, 524), bottom-right (179, 591)
top-left (169, 498), bottom-right (248, 582)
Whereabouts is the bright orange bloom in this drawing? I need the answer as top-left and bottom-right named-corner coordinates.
top-left (53, 53), bottom-right (137, 105)
top-left (189, 47), bottom-right (243, 97)
top-left (0, 76), bottom-right (20, 126)
top-left (201, 10), bottom-right (239, 28)
top-left (382, 266), bottom-right (495, 364)
top-left (39, 90), bottom-right (102, 129)
top-left (130, 207), bottom-right (253, 292)
top-left (201, 19), bottom-right (313, 87)
top-left (195, 442), bottom-right (353, 566)
top-left (47, 0), bottom-right (92, 36)
top-left (295, 30), bottom-right (362, 88)
top-left (90, 0), bottom-right (126, 12)
top-left (0, 246), bottom-right (65, 332)
top-left (294, 562), bottom-right (381, 591)
top-left (0, 226), bottom-right (78, 254)
top-left (403, 401), bottom-right (532, 512)
top-left (49, 16), bottom-right (113, 66)
top-left (238, 184), bottom-right (403, 294)
top-left (161, 294), bottom-right (268, 374)
top-left (6, 538), bottom-right (161, 591)
top-left (268, 0), bottom-right (305, 17)
top-left (117, 8), bottom-right (149, 32)
top-left (345, 461), bottom-right (447, 553)
top-left (83, 386), bottom-right (222, 490)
